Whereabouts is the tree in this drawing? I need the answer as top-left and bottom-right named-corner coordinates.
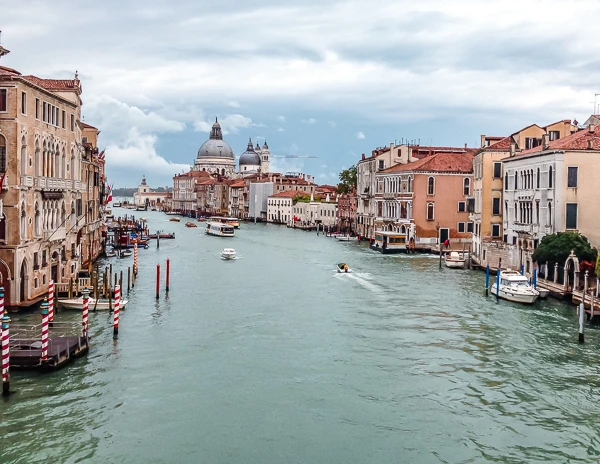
top-left (337, 165), bottom-right (357, 194)
top-left (532, 232), bottom-right (597, 266)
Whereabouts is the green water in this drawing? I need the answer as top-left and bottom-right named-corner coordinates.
top-left (2, 211), bottom-right (600, 463)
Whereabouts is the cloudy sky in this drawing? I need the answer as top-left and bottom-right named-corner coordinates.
top-left (2, 0), bottom-right (600, 187)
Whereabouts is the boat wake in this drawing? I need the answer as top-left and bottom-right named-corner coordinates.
top-left (334, 270), bottom-right (384, 295)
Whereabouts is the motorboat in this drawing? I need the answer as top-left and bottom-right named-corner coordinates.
top-left (205, 222), bottom-right (235, 237)
top-left (221, 248), bottom-right (236, 260)
top-left (444, 251), bottom-right (467, 269)
top-left (119, 249), bottom-right (133, 258)
top-left (170, 217), bottom-right (181, 222)
top-left (148, 232), bottom-right (175, 239)
top-left (59, 296), bottom-right (129, 311)
top-left (197, 217), bottom-right (207, 222)
top-left (166, 211), bottom-right (179, 215)
top-left (112, 202), bottom-right (122, 208)
top-left (185, 222), bottom-right (197, 228)
top-left (491, 269), bottom-right (540, 304)
top-left (336, 235), bottom-right (358, 242)
top-left (337, 263), bottom-right (352, 273)
top-left (105, 249), bottom-right (117, 258)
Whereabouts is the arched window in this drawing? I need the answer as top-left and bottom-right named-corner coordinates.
top-left (514, 202), bottom-right (517, 221)
top-left (427, 176), bottom-right (435, 195)
top-left (504, 173), bottom-right (509, 190)
top-left (548, 201), bottom-right (552, 225)
top-left (536, 201), bottom-right (540, 224)
top-left (34, 203), bottom-right (41, 236)
top-left (0, 214), bottom-right (6, 241)
top-left (35, 140), bottom-right (41, 176)
top-left (20, 136), bottom-right (27, 174)
top-left (0, 134), bottom-right (6, 173)
top-left (407, 177), bottom-right (412, 192)
top-left (426, 202), bottom-right (434, 221)
top-left (548, 166), bottom-right (553, 188)
top-left (514, 171), bottom-right (518, 190)
top-left (463, 178), bottom-right (470, 196)
top-left (61, 202), bottom-right (66, 226)
top-left (537, 168), bottom-right (540, 188)
top-left (61, 148), bottom-right (66, 179)
top-left (20, 205), bottom-right (26, 239)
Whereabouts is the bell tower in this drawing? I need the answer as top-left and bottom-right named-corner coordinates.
top-left (261, 140), bottom-right (270, 174)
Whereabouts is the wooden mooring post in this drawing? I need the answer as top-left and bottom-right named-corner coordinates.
top-left (127, 267), bottom-right (131, 294)
top-left (485, 264), bottom-right (490, 297)
top-left (68, 277), bottom-right (73, 299)
top-left (166, 258), bottom-right (170, 293)
top-left (156, 264), bottom-right (160, 300)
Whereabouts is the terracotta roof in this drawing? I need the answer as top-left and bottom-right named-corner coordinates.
top-left (229, 179), bottom-right (245, 188)
top-left (382, 152), bottom-right (474, 173)
top-left (514, 125), bottom-right (600, 157)
top-left (81, 122), bottom-right (98, 130)
top-left (0, 65), bottom-right (21, 76)
top-left (22, 75), bottom-right (81, 92)
top-left (174, 170), bottom-right (210, 179)
top-left (481, 136), bottom-right (512, 150)
top-left (269, 189), bottom-right (308, 198)
top-left (543, 119), bottom-right (573, 128)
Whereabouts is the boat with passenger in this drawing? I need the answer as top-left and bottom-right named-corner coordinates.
top-left (221, 248), bottom-right (236, 260)
top-left (205, 222), bottom-right (235, 237)
top-left (444, 251), bottom-right (467, 269)
top-left (491, 269), bottom-right (540, 304)
top-left (209, 216), bottom-right (240, 229)
top-left (337, 263), bottom-right (351, 273)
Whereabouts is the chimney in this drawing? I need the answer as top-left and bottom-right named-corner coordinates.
top-left (588, 140), bottom-right (594, 150)
top-left (361, 153), bottom-right (366, 160)
top-left (542, 134), bottom-right (550, 150)
top-left (464, 143), bottom-right (467, 149)
top-left (589, 124), bottom-right (596, 133)
top-left (480, 135), bottom-right (486, 148)
top-left (509, 143), bottom-right (516, 157)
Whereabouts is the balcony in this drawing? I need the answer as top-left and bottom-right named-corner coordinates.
top-left (43, 227), bottom-right (67, 242)
top-left (20, 175), bottom-right (34, 188)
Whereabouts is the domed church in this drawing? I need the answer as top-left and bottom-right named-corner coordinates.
top-left (239, 138), bottom-right (270, 176)
top-left (193, 118), bottom-right (236, 176)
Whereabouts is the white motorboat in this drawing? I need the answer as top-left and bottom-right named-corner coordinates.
top-left (119, 249), bottom-right (133, 258)
top-left (105, 249), bottom-right (117, 258)
top-left (444, 251), bottom-right (467, 269)
top-left (335, 235), bottom-right (358, 241)
top-left (206, 222), bottom-right (235, 237)
top-left (491, 270), bottom-right (540, 304)
top-left (337, 263), bottom-right (352, 273)
top-left (59, 296), bottom-right (129, 311)
top-left (221, 248), bottom-right (236, 260)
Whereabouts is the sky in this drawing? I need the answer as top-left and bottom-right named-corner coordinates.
top-left (2, 0), bottom-right (600, 188)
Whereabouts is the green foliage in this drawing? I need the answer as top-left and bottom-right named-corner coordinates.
top-left (293, 195), bottom-right (312, 204)
top-left (596, 254), bottom-right (600, 277)
top-left (336, 165), bottom-right (357, 194)
top-left (531, 232), bottom-right (597, 265)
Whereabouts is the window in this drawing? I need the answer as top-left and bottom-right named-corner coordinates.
top-left (492, 197), bottom-right (501, 215)
top-left (0, 89), bottom-right (6, 112)
top-left (458, 201), bottom-right (466, 212)
top-left (21, 91), bottom-right (27, 115)
top-left (548, 166), bottom-right (553, 188)
top-left (566, 203), bottom-right (578, 230)
top-left (536, 168), bottom-right (540, 188)
top-left (525, 137), bottom-right (539, 149)
top-left (35, 98), bottom-right (40, 119)
top-left (513, 236), bottom-right (517, 245)
top-left (504, 173), bottom-right (509, 190)
top-left (548, 202), bottom-right (552, 225)
top-left (467, 222), bottom-right (474, 233)
top-left (567, 167), bottom-right (578, 188)
top-left (463, 178), bottom-right (470, 196)
top-left (493, 162), bottom-right (501, 178)
top-left (549, 130), bottom-right (560, 141)
top-left (426, 202), bottom-right (434, 221)
top-left (427, 176), bottom-right (435, 195)
top-left (378, 160), bottom-right (384, 170)
top-left (492, 224), bottom-right (501, 237)
top-left (467, 197), bottom-right (475, 213)
top-left (0, 214), bottom-right (5, 241)
top-left (0, 135), bottom-right (6, 173)
top-left (536, 201), bottom-right (540, 224)
top-left (457, 222), bottom-right (466, 233)
top-left (70, 114), bottom-right (75, 131)
top-left (33, 252), bottom-right (39, 270)
top-left (62, 110), bottom-right (66, 129)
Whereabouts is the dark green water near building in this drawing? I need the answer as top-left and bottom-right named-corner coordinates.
top-left (2, 210), bottom-right (600, 463)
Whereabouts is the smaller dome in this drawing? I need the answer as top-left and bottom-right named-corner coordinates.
top-left (239, 138), bottom-right (261, 166)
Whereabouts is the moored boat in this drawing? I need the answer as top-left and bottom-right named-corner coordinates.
top-left (444, 251), bottom-right (467, 269)
top-left (170, 217), bottom-right (181, 222)
top-left (119, 249), bottom-right (133, 258)
top-left (491, 270), bottom-right (540, 304)
top-left (185, 222), bottom-right (197, 228)
top-left (205, 222), bottom-right (235, 237)
top-left (221, 248), bottom-right (236, 260)
top-left (59, 297), bottom-right (129, 311)
top-left (105, 249), bottom-right (117, 258)
top-left (148, 232), bottom-right (175, 239)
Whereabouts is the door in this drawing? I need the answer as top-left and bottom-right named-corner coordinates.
top-left (439, 228), bottom-right (449, 244)
top-left (51, 264), bottom-right (58, 283)
top-left (20, 260), bottom-right (27, 303)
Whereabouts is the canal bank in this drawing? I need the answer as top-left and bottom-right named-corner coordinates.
top-left (2, 211), bottom-right (600, 463)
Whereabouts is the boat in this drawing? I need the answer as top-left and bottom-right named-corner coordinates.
top-left (148, 232), bottom-right (175, 239)
top-left (185, 222), bottom-right (197, 228)
top-left (205, 222), bottom-right (235, 237)
top-left (221, 248), bottom-right (236, 260)
top-left (209, 216), bottom-right (240, 229)
top-left (491, 270), bottom-right (540, 304)
top-left (136, 205), bottom-right (146, 211)
top-left (537, 288), bottom-right (549, 298)
top-left (444, 251), bottom-right (467, 269)
top-left (59, 296), bottom-right (129, 311)
top-left (197, 217), bottom-right (207, 222)
top-left (119, 249), bottom-right (133, 258)
top-left (335, 235), bottom-right (358, 242)
top-left (337, 263), bottom-right (352, 273)
top-left (170, 217), bottom-right (181, 222)
top-left (105, 249), bottom-right (117, 258)
top-left (112, 202), bottom-right (122, 207)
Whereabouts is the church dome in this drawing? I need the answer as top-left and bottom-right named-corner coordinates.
top-left (239, 138), bottom-right (261, 166)
top-left (196, 118), bottom-right (234, 159)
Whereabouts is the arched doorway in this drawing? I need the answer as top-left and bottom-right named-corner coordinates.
top-left (0, 260), bottom-right (11, 305)
top-left (20, 259), bottom-right (27, 303)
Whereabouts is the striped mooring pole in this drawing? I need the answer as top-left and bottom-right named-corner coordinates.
top-left (48, 280), bottom-right (55, 323)
top-left (113, 285), bottom-right (120, 337)
top-left (156, 264), bottom-right (160, 300)
top-left (133, 243), bottom-right (139, 276)
top-left (166, 258), bottom-right (170, 293)
top-left (0, 286), bottom-right (4, 320)
top-left (2, 314), bottom-right (10, 396)
top-left (82, 288), bottom-right (90, 338)
top-left (41, 299), bottom-right (50, 362)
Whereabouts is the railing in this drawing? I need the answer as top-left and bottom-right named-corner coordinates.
top-left (20, 175), bottom-right (34, 187)
top-left (43, 227), bottom-right (67, 241)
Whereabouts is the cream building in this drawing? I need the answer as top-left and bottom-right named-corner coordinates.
top-left (0, 58), bottom-right (88, 307)
top-left (291, 193), bottom-right (338, 227)
top-left (133, 175), bottom-right (169, 209)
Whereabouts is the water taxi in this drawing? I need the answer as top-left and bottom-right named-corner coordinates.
top-left (221, 248), bottom-right (236, 260)
top-left (491, 270), bottom-right (540, 304)
top-left (444, 251), bottom-right (467, 269)
top-left (205, 222), bottom-right (235, 237)
top-left (59, 297), bottom-right (129, 311)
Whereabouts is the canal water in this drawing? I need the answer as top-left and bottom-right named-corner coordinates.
top-left (2, 210), bottom-right (600, 463)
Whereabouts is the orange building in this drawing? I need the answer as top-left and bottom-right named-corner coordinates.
top-left (378, 152), bottom-right (474, 247)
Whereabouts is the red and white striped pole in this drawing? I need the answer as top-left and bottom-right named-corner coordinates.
top-left (0, 286), bottom-right (5, 320)
top-left (48, 280), bottom-right (55, 323)
top-left (2, 314), bottom-right (10, 396)
top-left (113, 285), bottom-right (120, 336)
top-left (133, 243), bottom-right (138, 275)
top-left (41, 299), bottom-right (49, 362)
top-left (82, 288), bottom-right (90, 338)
